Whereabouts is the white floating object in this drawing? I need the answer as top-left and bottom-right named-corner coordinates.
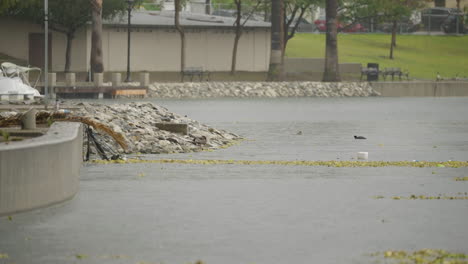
top-left (357, 152), bottom-right (368, 160)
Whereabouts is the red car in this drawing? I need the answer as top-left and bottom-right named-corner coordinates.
top-left (314, 17), bottom-right (367, 33)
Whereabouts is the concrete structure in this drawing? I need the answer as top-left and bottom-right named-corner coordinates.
top-left (0, 122), bottom-right (82, 216)
top-left (0, 11), bottom-right (271, 75)
top-left (370, 81), bottom-right (468, 96)
top-left (155, 122), bottom-right (189, 135)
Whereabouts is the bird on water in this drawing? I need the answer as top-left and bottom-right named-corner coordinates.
top-left (354, 135), bottom-right (366, 139)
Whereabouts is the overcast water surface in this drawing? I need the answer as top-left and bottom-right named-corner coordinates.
top-left (1, 97), bottom-right (468, 264)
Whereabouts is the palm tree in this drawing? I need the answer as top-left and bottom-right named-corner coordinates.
top-left (90, 0), bottom-right (104, 74)
top-left (322, 0), bottom-right (341, 82)
top-left (267, 0), bottom-right (284, 81)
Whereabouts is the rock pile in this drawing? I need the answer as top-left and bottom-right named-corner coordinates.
top-left (72, 102), bottom-right (240, 156)
top-left (148, 82), bottom-right (380, 98)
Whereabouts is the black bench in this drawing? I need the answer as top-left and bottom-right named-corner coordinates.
top-left (382, 68), bottom-right (409, 81)
top-left (360, 67), bottom-right (380, 81)
top-left (181, 67), bottom-right (210, 82)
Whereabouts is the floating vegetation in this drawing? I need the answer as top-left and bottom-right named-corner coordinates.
top-left (371, 249), bottom-right (468, 264)
top-left (75, 254), bottom-right (88, 260)
top-left (455, 177), bottom-right (468, 181)
top-left (373, 194), bottom-right (468, 200)
top-left (92, 159), bottom-right (468, 168)
top-left (0, 253), bottom-right (9, 259)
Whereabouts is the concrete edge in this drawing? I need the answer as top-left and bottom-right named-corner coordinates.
top-left (0, 122), bottom-right (83, 216)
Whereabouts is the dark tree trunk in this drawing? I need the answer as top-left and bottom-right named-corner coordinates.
top-left (64, 32), bottom-right (74, 72)
top-left (90, 0), bottom-right (104, 74)
top-left (175, 0), bottom-right (186, 72)
top-left (390, 20), bottom-right (397, 59)
top-left (205, 0), bottom-right (211, 14)
top-left (322, 0), bottom-right (341, 82)
top-left (267, 0), bottom-right (284, 81)
top-left (456, 0), bottom-right (460, 9)
top-left (231, 0), bottom-right (242, 75)
top-left (283, 5), bottom-right (306, 54)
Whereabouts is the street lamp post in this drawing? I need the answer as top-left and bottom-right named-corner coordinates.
top-left (44, 0), bottom-right (49, 100)
top-left (125, 0), bottom-right (134, 82)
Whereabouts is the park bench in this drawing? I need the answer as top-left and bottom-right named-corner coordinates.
top-left (360, 67), bottom-right (380, 81)
top-left (382, 68), bottom-right (409, 81)
top-left (181, 67), bottom-right (210, 82)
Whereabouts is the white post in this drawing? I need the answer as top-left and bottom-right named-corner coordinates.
top-left (44, 0), bottom-right (49, 101)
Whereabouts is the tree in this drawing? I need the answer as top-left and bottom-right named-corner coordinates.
top-left (205, 0), bottom-right (211, 14)
top-left (267, 0), bottom-right (284, 81)
top-left (174, 0), bottom-right (186, 72)
top-left (5, 0), bottom-right (130, 72)
top-left (90, 0), bottom-right (104, 74)
top-left (230, 0), bottom-right (261, 75)
top-left (322, 0), bottom-right (341, 82)
top-left (343, 0), bottom-right (426, 60)
top-left (283, 0), bottom-right (322, 54)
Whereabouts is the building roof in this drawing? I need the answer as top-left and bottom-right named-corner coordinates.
top-left (104, 10), bottom-right (271, 29)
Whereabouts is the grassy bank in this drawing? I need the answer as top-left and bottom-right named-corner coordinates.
top-left (285, 34), bottom-right (468, 80)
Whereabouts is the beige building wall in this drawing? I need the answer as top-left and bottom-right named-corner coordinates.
top-left (101, 27), bottom-right (270, 72)
top-left (0, 19), bottom-right (270, 73)
top-left (428, 0), bottom-right (468, 9)
top-left (51, 29), bottom-right (88, 72)
top-left (0, 19), bottom-right (88, 72)
top-left (0, 19), bottom-right (38, 62)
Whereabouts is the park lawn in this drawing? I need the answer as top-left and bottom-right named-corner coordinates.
top-left (285, 34), bottom-right (468, 80)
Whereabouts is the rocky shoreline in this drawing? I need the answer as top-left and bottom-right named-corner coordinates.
top-left (0, 102), bottom-right (241, 158)
top-left (148, 82), bottom-right (380, 98)
top-left (73, 102), bottom-right (240, 157)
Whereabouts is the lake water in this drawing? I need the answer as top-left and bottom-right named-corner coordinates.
top-left (1, 97), bottom-right (468, 264)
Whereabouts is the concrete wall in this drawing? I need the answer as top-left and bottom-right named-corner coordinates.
top-left (102, 27), bottom-right (270, 72)
top-left (0, 122), bottom-right (82, 216)
top-left (370, 81), bottom-right (468, 96)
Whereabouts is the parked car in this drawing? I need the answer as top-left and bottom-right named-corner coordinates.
top-left (288, 17), bottom-right (316, 32)
top-left (314, 16), bottom-right (367, 33)
top-left (441, 14), bottom-right (466, 33)
top-left (377, 21), bottom-right (419, 33)
top-left (421, 7), bottom-right (463, 31)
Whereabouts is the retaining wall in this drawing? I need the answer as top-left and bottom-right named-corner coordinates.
top-left (370, 81), bottom-right (468, 97)
top-left (0, 122), bottom-right (82, 216)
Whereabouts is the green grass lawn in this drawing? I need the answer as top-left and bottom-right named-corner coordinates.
top-left (285, 34), bottom-right (468, 80)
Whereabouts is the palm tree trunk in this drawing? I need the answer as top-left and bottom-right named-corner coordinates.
top-left (90, 0), bottom-right (104, 74)
top-left (322, 0), bottom-right (341, 82)
top-left (267, 0), bottom-right (284, 81)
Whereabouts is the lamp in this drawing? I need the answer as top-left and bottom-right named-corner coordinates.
top-left (125, 0), bottom-right (135, 82)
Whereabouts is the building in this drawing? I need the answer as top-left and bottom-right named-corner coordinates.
top-left (0, 11), bottom-right (271, 76)
top-left (431, 0), bottom-right (468, 9)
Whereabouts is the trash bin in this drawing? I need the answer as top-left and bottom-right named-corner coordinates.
top-left (367, 63), bottom-right (379, 81)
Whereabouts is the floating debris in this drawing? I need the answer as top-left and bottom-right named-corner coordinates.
top-left (455, 177), bottom-right (468, 181)
top-left (378, 195), bottom-right (468, 200)
top-left (371, 249), bottom-right (468, 264)
top-left (92, 159), bottom-right (468, 168)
